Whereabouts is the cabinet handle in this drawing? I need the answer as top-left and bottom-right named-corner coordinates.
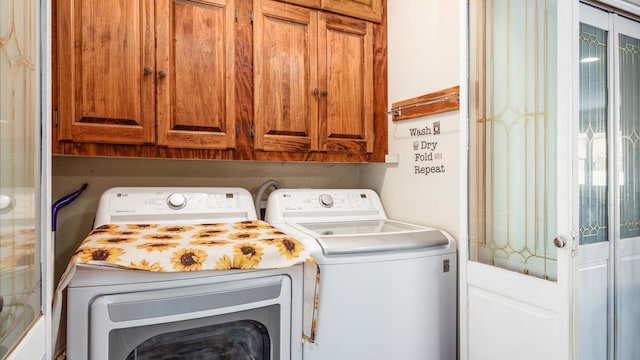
top-left (321, 89), bottom-right (328, 97)
top-left (158, 70), bottom-right (168, 79)
top-left (313, 88), bottom-right (319, 95)
top-left (143, 66), bottom-right (153, 75)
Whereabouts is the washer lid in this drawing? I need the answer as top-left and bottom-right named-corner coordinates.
top-left (293, 220), bottom-right (449, 255)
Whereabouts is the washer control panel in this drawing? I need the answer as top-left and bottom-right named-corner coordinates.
top-left (265, 189), bottom-right (386, 223)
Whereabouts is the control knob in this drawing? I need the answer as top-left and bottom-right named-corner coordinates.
top-left (0, 194), bottom-right (14, 214)
top-left (167, 193), bottom-right (187, 210)
top-left (318, 194), bottom-right (334, 208)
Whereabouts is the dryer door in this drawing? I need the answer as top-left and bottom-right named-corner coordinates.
top-left (89, 276), bottom-right (291, 360)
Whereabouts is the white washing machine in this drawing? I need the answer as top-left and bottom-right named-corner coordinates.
top-left (65, 187), bottom-right (303, 360)
top-left (265, 188), bottom-right (457, 360)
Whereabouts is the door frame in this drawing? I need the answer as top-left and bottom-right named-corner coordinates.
top-left (6, 0), bottom-right (52, 358)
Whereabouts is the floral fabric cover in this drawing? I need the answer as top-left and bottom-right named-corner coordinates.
top-left (75, 221), bottom-right (313, 272)
top-left (53, 220), bottom-right (319, 356)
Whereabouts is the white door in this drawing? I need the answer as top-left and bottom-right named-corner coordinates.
top-left (0, 0), bottom-right (48, 359)
top-left (576, 5), bottom-right (612, 359)
top-left (614, 15), bottom-right (640, 359)
top-left (578, 4), bottom-right (640, 359)
top-left (463, 1), bottom-right (576, 359)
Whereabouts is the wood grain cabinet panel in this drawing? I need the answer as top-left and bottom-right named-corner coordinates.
top-left (57, 0), bottom-right (155, 144)
top-left (253, 0), bottom-right (319, 152)
top-left (279, 0), bottom-right (321, 9)
top-left (56, 0), bottom-right (235, 149)
top-left (319, 12), bottom-right (373, 153)
top-left (322, 0), bottom-right (382, 23)
top-left (156, 0), bottom-right (235, 149)
top-left (253, 0), bottom-right (373, 155)
top-left (277, 0), bottom-right (382, 23)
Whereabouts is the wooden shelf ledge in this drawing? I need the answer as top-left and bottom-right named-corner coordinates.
top-left (389, 85), bottom-right (459, 121)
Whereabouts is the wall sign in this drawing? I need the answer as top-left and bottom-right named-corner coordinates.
top-left (410, 121), bottom-right (445, 176)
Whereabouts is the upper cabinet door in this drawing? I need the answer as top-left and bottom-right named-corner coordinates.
top-left (155, 0), bottom-right (236, 149)
top-left (253, 0), bottom-right (319, 152)
top-left (318, 13), bottom-right (374, 154)
top-left (57, 0), bottom-right (155, 144)
top-left (322, 0), bottom-right (382, 23)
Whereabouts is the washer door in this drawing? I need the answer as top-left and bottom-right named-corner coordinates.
top-left (295, 220), bottom-right (450, 255)
top-left (89, 276), bottom-right (291, 360)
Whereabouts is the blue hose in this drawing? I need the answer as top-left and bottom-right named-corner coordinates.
top-left (52, 183), bottom-right (88, 231)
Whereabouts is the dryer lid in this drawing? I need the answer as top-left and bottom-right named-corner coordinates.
top-left (293, 220), bottom-right (449, 255)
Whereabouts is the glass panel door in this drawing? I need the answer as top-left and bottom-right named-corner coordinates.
top-left (618, 35), bottom-right (640, 240)
top-left (615, 15), bottom-right (640, 360)
top-left (577, 6), bottom-right (611, 360)
top-left (578, 5), bottom-right (640, 359)
top-left (0, 0), bottom-right (42, 357)
top-left (579, 22), bottom-right (609, 245)
top-left (469, 0), bottom-right (558, 280)
top-left (466, 1), bottom-right (574, 359)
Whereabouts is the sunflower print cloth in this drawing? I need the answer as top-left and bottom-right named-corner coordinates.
top-left (53, 220), bottom-right (319, 356)
top-left (72, 221), bottom-right (314, 272)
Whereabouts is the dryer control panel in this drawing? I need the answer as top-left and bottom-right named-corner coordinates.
top-left (94, 187), bottom-right (256, 227)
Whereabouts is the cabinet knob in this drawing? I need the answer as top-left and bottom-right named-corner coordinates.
top-left (313, 88), bottom-right (319, 95)
top-left (158, 70), bottom-right (168, 79)
top-left (143, 66), bottom-right (153, 75)
top-left (321, 89), bottom-right (328, 96)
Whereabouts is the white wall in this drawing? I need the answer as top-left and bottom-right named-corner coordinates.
top-left (362, 0), bottom-right (461, 240)
top-left (52, 156), bottom-right (362, 282)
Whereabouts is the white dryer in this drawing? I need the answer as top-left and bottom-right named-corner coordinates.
top-left (65, 187), bottom-right (303, 360)
top-left (265, 188), bottom-right (457, 360)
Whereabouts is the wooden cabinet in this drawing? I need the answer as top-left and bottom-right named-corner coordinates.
top-left (318, 12), bottom-right (374, 154)
top-left (53, 0), bottom-right (387, 162)
top-left (279, 0), bottom-right (382, 23)
top-left (56, 0), bottom-right (155, 145)
top-left (56, 0), bottom-right (236, 149)
top-left (155, 0), bottom-right (236, 149)
top-left (253, 2), bottom-right (318, 152)
top-left (253, 0), bottom-right (373, 155)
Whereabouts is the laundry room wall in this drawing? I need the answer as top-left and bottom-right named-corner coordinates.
top-left (52, 156), bottom-right (361, 282)
top-left (361, 0), bottom-right (461, 241)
